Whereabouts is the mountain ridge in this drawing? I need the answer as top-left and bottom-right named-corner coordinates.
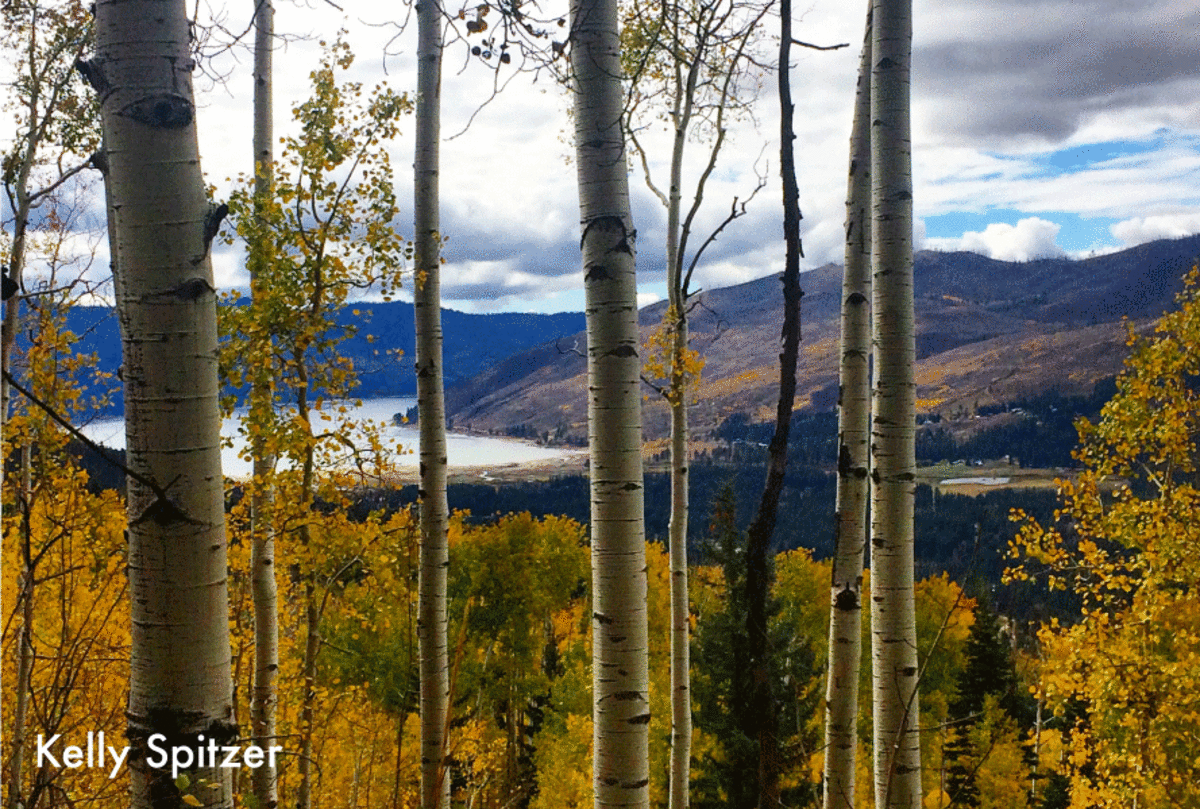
top-left (444, 234), bottom-right (1200, 439)
top-left (54, 301), bottom-right (586, 415)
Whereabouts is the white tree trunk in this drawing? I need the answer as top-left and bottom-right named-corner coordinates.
top-left (414, 1), bottom-right (451, 807)
top-left (664, 28), bottom-right (696, 809)
top-left (571, 0), bottom-right (651, 805)
top-left (93, 0), bottom-right (234, 806)
top-left (823, 11), bottom-right (872, 809)
top-left (249, 2), bottom-right (279, 806)
top-left (868, 0), bottom-right (920, 805)
top-left (667, 316), bottom-right (691, 809)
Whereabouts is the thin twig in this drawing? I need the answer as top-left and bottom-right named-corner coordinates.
top-left (1, 369), bottom-right (182, 511)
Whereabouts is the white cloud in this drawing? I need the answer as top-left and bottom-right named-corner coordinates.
top-left (934, 217), bottom-right (1067, 262)
top-left (912, 217), bottom-right (928, 251)
top-left (1111, 213), bottom-right (1200, 246)
top-left (637, 291), bottom-right (662, 308)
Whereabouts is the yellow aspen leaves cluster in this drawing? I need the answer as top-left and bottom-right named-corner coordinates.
top-left (642, 306), bottom-right (705, 406)
top-left (1008, 267), bottom-right (1200, 808)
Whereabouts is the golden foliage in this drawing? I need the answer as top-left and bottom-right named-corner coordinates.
top-left (1008, 267), bottom-right (1200, 808)
top-left (642, 305), bottom-right (705, 406)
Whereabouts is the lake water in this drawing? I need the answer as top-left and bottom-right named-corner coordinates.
top-left (78, 396), bottom-right (583, 479)
top-left (939, 476), bottom-right (1011, 486)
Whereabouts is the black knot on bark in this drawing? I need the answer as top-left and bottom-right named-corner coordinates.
top-left (584, 264), bottom-right (613, 282)
top-left (74, 57), bottom-right (109, 95)
top-left (834, 586), bottom-right (860, 612)
top-left (119, 93), bottom-right (194, 129)
top-left (131, 496), bottom-right (200, 527)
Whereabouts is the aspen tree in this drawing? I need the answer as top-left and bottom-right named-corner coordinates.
top-left (571, 0), bottom-right (651, 804)
top-left (623, 3), bottom-right (767, 801)
top-left (248, 1), bottom-right (279, 806)
top-left (1009, 269), bottom-right (1200, 807)
top-left (220, 43), bottom-right (407, 809)
top-left (413, 0), bottom-right (452, 806)
top-left (868, 0), bottom-right (920, 804)
top-left (1, 0), bottom-right (97, 436)
top-left (822, 9), bottom-right (871, 808)
top-left (89, 0), bottom-right (235, 805)
top-left (1, 211), bottom-right (122, 809)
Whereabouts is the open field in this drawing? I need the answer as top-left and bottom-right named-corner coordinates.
top-left (915, 461), bottom-right (1070, 496)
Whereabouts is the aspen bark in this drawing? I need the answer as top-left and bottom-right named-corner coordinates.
top-left (0, 17), bottom-right (39, 428)
top-left (666, 313), bottom-right (691, 809)
top-left (869, 0), bottom-right (920, 805)
top-left (664, 23), bottom-right (698, 809)
top-left (571, 0), bottom-right (651, 804)
top-left (295, 369), bottom-right (318, 809)
top-left (249, 1), bottom-right (279, 806)
top-left (1, 154), bottom-right (30, 428)
top-left (93, 0), bottom-right (234, 806)
top-left (414, 1), bottom-right (451, 807)
top-left (822, 10), bottom-right (872, 808)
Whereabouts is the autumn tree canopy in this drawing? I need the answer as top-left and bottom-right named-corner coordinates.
top-left (1009, 267), bottom-right (1200, 809)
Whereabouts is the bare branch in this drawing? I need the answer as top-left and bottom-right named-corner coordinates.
top-left (791, 38), bottom-right (849, 50)
top-left (555, 336), bottom-right (584, 358)
top-left (1, 368), bottom-right (183, 509)
top-left (682, 165), bottom-right (767, 295)
top-left (640, 374), bottom-right (669, 399)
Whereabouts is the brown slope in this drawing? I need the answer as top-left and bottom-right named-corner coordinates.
top-left (446, 235), bottom-right (1200, 439)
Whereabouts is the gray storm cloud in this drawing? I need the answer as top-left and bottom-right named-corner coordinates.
top-left (914, 0), bottom-right (1199, 144)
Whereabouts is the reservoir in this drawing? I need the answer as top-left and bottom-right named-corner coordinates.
top-left (78, 397), bottom-right (581, 479)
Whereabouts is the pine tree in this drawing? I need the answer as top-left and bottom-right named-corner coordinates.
top-left (944, 602), bottom-right (1025, 807)
top-left (691, 485), bottom-right (821, 809)
top-left (691, 484), bottom-right (758, 809)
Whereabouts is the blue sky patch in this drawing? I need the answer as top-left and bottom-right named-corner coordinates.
top-left (923, 209), bottom-right (1121, 253)
top-left (1040, 139), bottom-right (1163, 174)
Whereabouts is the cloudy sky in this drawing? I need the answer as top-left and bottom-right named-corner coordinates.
top-left (7, 0), bottom-right (1200, 313)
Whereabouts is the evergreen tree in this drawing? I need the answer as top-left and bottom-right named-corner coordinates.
top-left (949, 603), bottom-right (1022, 723)
top-left (944, 601), bottom-right (1027, 806)
top-left (692, 484), bottom-right (757, 809)
top-left (691, 484), bottom-right (820, 809)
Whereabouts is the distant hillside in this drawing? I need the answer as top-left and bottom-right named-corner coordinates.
top-left (445, 234), bottom-right (1200, 439)
top-left (57, 301), bottom-right (585, 415)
